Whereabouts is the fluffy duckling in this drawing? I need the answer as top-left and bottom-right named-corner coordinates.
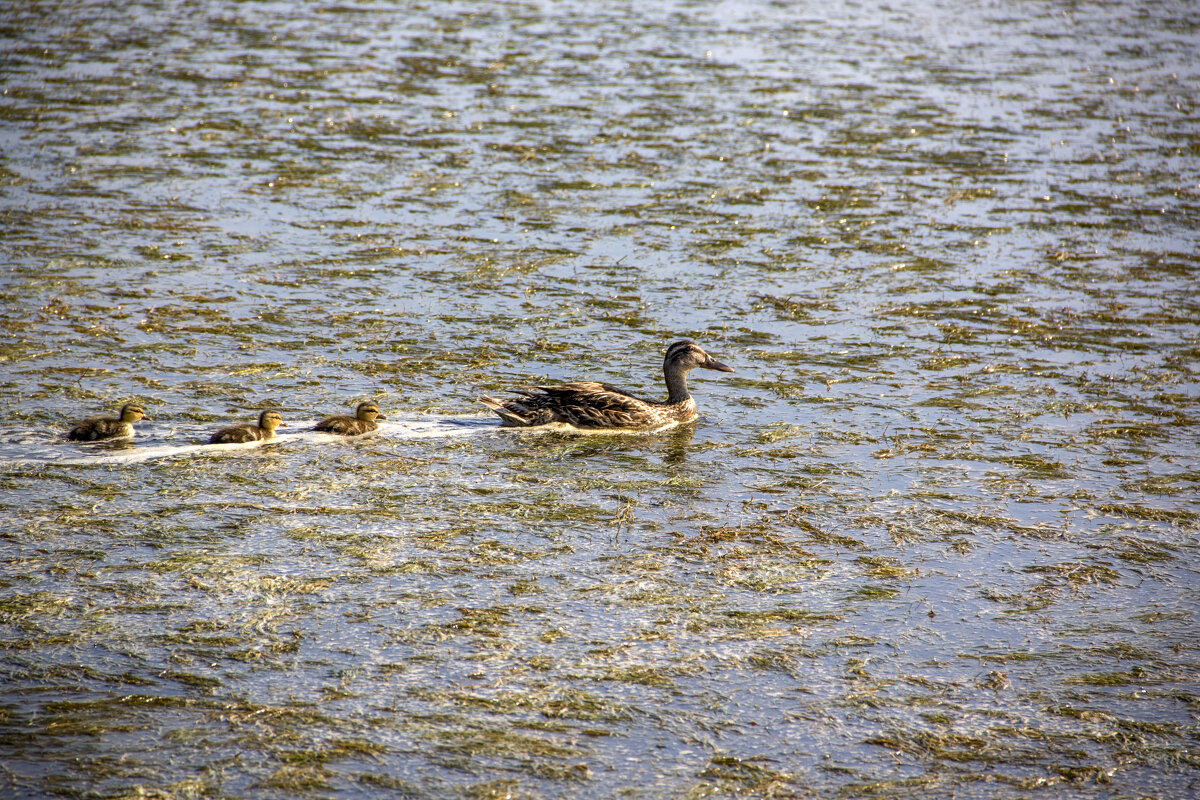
top-left (480, 339), bottom-right (734, 429)
top-left (208, 410), bottom-right (285, 444)
top-left (313, 401), bottom-right (386, 436)
top-left (67, 403), bottom-right (149, 441)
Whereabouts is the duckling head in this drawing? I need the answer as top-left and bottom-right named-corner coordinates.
top-left (355, 402), bottom-right (386, 421)
top-left (258, 410), bottom-right (285, 432)
top-left (120, 403), bottom-right (150, 423)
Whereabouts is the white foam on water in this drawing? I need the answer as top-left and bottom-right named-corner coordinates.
top-left (0, 413), bottom-right (684, 468)
top-left (0, 414), bottom-right (502, 467)
top-left (374, 413), bottom-right (499, 440)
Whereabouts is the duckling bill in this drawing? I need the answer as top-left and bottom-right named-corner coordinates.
top-left (67, 403), bottom-right (149, 441)
top-left (208, 410), bottom-right (285, 444)
top-left (313, 401), bottom-right (386, 436)
top-left (480, 339), bottom-right (733, 429)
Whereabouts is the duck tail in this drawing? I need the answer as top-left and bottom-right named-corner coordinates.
top-left (479, 395), bottom-right (530, 427)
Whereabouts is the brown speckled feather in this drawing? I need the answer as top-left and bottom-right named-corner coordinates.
top-left (209, 410), bottom-right (284, 444)
top-left (313, 416), bottom-right (377, 435)
top-left (493, 382), bottom-right (695, 429)
top-left (67, 416), bottom-right (132, 441)
top-left (67, 403), bottom-right (148, 441)
top-left (313, 402), bottom-right (386, 436)
top-left (208, 424), bottom-right (272, 444)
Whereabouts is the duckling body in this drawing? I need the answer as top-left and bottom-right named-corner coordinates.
top-left (208, 410), bottom-right (285, 444)
top-left (480, 340), bottom-right (733, 430)
top-left (67, 403), bottom-right (149, 441)
top-left (314, 401), bottom-right (386, 436)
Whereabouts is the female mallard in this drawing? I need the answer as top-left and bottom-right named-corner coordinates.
top-left (480, 340), bottom-right (733, 429)
top-left (313, 401), bottom-right (387, 436)
top-left (208, 410), bottom-right (285, 444)
top-left (67, 403), bottom-right (150, 441)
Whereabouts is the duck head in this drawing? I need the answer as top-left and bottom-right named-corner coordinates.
top-left (665, 340), bottom-right (734, 374)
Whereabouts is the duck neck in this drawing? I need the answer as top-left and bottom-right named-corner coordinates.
top-left (664, 362), bottom-right (692, 404)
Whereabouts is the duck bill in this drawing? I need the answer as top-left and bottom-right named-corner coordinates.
top-left (376, 414), bottom-right (388, 420)
top-left (702, 357), bottom-right (734, 373)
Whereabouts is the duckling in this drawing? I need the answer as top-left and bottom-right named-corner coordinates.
top-left (313, 401), bottom-right (387, 436)
top-left (208, 410), bottom-right (285, 444)
top-left (480, 339), bottom-right (734, 429)
top-left (67, 403), bottom-right (149, 441)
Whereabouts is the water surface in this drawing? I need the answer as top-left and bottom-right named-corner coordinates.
top-left (2, 1), bottom-right (1199, 797)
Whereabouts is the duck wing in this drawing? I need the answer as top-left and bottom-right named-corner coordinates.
top-left (524, 382), bottom-right (658, 428)
top-left (208, 424), bottom-right (263, 444)
top-left (314, 415), bottom-right (358, 435)
top-left (67, 415), bottom-right (125, 441)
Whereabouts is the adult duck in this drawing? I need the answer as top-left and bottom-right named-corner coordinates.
top-left (480, 340), bottom-right (733, 429)
top-left (67, 403), bottom-right (150, 441)
top-left (313, 401), bottom-right (386, 436)
top-left (208, 410), bottom-right (285, 444)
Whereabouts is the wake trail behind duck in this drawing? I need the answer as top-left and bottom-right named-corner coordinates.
top-left (0, 414), bottom-right (499, 466)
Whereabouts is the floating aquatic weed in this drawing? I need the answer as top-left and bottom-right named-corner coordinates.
top-left (1064, 668), bottom-right (1158, 687)
top-left (259, 763), bottom-right (333, 792)
top-left (694, 754), bottom-right (797, 795)
top-left (754, 421), bottom-right (805, 444)
top-left (865, 728), bottom-right (998, 764)
top-left (715, 608), bottom-right (842, 634)
top-left (161, 670), bottom-right (222, 690)
top-left (1097, 504), bottom-right (1199, 524)
top-left (1022, 561), bottom-right (1121, 588)
top-left (595, 665), bottom-right (675, 689)
top-left (847, 585), bottom-right (900, 601)
top-left (0, 591), bottom-right (76, 619)
top-left (742, 647), bottom-right (815, 677)
top-left (855, 556), bottom-right (917, 580)
top-left (460, 779), bottom-right (531, 800)
top-left (992, 453), bottom-right (1074, 480)
top-left (977, 650), bottom-right (1042, 665)
top-left (1111, 536), bottom-right (1176, 564)
top-left (750, 292), bottom-right (841, 321)
top-left (426, 725), bottom-right (586, 767)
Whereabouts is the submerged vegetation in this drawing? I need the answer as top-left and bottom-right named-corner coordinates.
top-left (1, 0), bottom-right (1199, 798)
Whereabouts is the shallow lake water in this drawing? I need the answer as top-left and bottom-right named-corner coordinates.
top-left (2, 0), bottom-right (1199, 797)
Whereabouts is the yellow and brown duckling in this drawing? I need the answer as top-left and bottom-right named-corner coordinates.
top-left (313, 401), bottom-right (387, 436)
top-left (208, 410), bottom-right (285, 444)
top-left (67, 403), bottom-right (149, 441)
top-left (480, 339), bottom-right (734, 430)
